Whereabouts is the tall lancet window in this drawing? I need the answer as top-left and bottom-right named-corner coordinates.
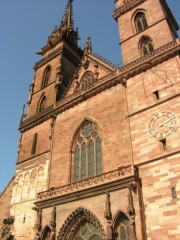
top-left (41, 66), bottom-right (51, 89)
top-left (134, 12), bottom-right (148, 32)
top-left (31, 133), bottom-right (38, 156)
top-left (37, 95), bottom-right (47, 113)
top-left (72, 120), bottom-right (102, 182)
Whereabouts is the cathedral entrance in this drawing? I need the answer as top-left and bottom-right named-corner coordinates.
top-left (74, 222), bottom-right (102, 240)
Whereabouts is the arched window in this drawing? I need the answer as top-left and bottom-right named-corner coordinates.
top-left (114, 212), bottom-right (130, 240)
top-left (42, 66), bottom-right (51, 88)
top-left (38, 95), bottom-right (47, 113)
top-left (81, 71), bottom-right (96, 90)
top-left (72, 120), bottom-right (102, 182)
top-left (134, 12), bottom-right (148, 32)
top-left (41, 226), bottom-right (51, 240)
top-left (140, 37), bottom-right (154, 55)
top-left (74, 222), bottom-right (102, 240)
top-left (31, 133), bottom-right (38, 156)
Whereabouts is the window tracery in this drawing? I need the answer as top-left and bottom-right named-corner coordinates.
top-left (114, 212), bottom-right (130, 240)
top-left (72, 120), bottom-right (102, 182)
top-left (42, 66), bottom-right (51, 89)
top-left (81, 71), bottom-right (96, 90)
top-left (134, 12), bottom-right (148, 32)
top-left (141, 38), bottom-right (154, 55)
top-left (74, 222), bottom-right (102, 240)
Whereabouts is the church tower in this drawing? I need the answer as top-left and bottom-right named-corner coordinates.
top-left (113, 0), bottom-right (179, 64)
top-left (0, 1), bottom-right (180, 240)
top-left (10, 1), bottom-right (83, 239)
top-left (113, 0), bottom-right (180, 239)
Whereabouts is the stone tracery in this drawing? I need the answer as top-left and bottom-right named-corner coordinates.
top-left (57, 207), bottom-right (105, 240)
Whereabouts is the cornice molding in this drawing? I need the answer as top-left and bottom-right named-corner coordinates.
top-left (19, 40), bottom-right (180, 133)
top-left (16, 150), bottom-right (50, 165)
top-left (34, 45), bottom-right (82, 71)
top-left (34, 47), bottom-right (63, 70)
top-left (113, 0), bottom-right (145, 19)
top-left (35, 165), bottom-right (139, 208)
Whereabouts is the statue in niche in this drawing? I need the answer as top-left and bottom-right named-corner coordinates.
top-left (127, 214), bottom-right (136, 240)
top-left (93, 62), bottom-right (99, 79)
top-left (55, 67), bottom-right (63, 88)
top-left (73, 73), bottom-right (79, 92)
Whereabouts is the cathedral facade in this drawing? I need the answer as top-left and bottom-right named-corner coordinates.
top-left (0, 0), bottom-right (180, 240)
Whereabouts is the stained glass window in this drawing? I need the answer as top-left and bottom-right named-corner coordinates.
top-left (73, 121), bottom-right (102, 182)
top-left (96, 138), bottom-right (102, 175)
top-left (88, 141), bottom-right (94, 177)
top-left (74, 146), bottom-right (80, 182)
top-left (81, 143), bottom-right (87, 179)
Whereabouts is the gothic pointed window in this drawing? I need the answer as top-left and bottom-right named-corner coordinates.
top-left (114, 212), bottom-right (130, 240)
top-left (42, 66), bottom-right (51, 89)
top-left (41, 226), bottom-right (51, 240)
top-left (72, 120), bottom-right (102, 182)
top-left (74, 222), bottom-right (102, 240)
top-left (134, 12), bottom-right (148, 32)
top-left (141, 37), bottom-right (154, 56)
top-left (38, 95), bottom-right (47, 113)
top-left (31, 133), bottom-right (38, 156)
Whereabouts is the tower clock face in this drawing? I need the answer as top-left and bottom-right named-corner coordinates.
top-left (149, 111), bottom-right (177, 139)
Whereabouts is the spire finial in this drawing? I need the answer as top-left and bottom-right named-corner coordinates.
top-left (59, 0), bottom-right (74, 33)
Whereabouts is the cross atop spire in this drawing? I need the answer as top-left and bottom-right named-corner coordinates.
top-left (59, 0), bottom-right (75, 34)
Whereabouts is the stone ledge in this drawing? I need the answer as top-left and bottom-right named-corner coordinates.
top-left (36, 165), bottom-right (138, 204)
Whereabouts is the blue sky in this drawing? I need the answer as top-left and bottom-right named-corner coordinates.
top-left (0, 0), bottom-right (179, 193)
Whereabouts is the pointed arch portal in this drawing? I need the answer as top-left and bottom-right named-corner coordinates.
top-left (58, 207), bottom-right (105, 240)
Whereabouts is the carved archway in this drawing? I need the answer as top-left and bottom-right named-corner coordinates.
top-left (57, 207), bottom-right (105, 240)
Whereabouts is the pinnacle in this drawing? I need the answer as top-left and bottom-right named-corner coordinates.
top-left (59, 0), bottom-right (75, 33)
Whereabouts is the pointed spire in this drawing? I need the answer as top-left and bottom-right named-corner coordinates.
top-left (59, 0), bottom-right (74, 33)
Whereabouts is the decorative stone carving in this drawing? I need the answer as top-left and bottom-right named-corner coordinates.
top-left (82, 37), bottom-right (92, 69)
top-left (93, 62), bottom-right (99, 79)
top-left (73, 73), bottom-right (80, 92)
top-left (49, 205), bottom-right (56, 240)
top-left (82, 55), bottom-right (89, 70)
top-left (49, 115), bottom-right (56, 140)
top-left (37, 165), bottom-right (137, 200)
top-left (32, 207), bottom-right (42, 240)
top-left (81, 71), bottom-right (96, 90)
top-left (127, 187), bottom-right (137, 240)
top-left (84, 37), bottom-right (92, 55)
top-left (0, 216), bottom-right (14, 240)
top-left (58, 207), bottom-right (105, 240)
top-left (104, 193), bottom-right (113, 240)
top-left (55, 67), bottom-right (63, 89)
